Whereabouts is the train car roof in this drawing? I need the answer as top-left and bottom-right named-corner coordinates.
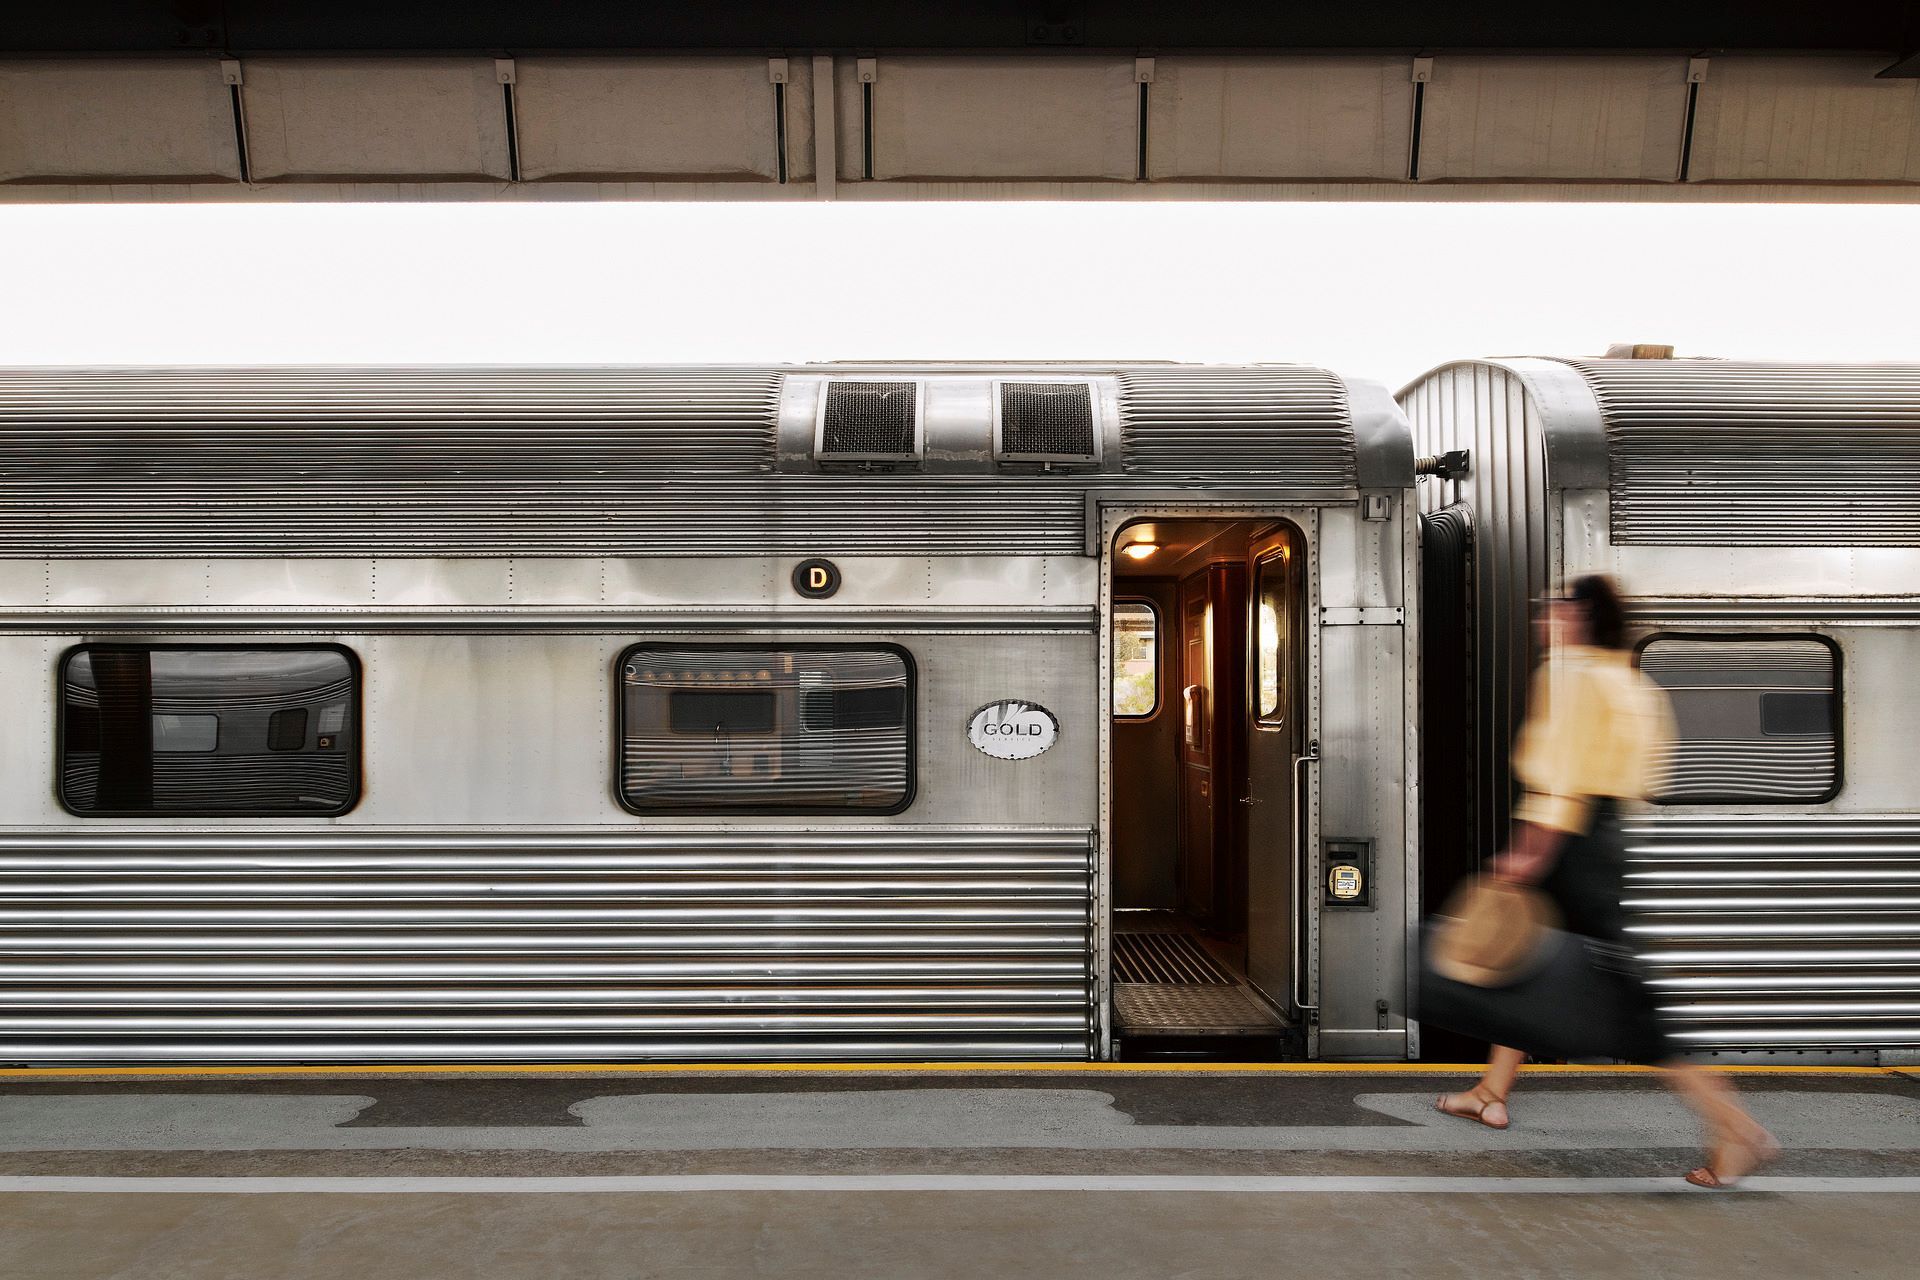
top-left (0, 362), bottom-right (1412, 559)
top-left (1399, 356), bottom-right (1920, 548)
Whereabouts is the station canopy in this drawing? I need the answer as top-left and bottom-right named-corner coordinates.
top-left (2, 3), bottom-right (1916, 203)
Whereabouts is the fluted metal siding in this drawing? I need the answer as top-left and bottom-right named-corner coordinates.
top-left (0, 829), bottom-right (1095, 1063)
top-left (1564, 360), bottom-right (1920, 546)
top-left (0, 364), bottom-right (1358, 558)
top-left (1400, 363), bottom-right (1548, 872)
top-left (1118, 366), bottom-right (1356, 483)
top-left (1626, 815), bottom-right (1920, 1051)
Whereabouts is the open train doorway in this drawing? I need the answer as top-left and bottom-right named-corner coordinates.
top-left (1109, 517), bottom-right (1309, 1058)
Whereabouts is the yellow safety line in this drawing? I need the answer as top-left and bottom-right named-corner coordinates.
top-left (0, 1061), bottom-right (1901, 1079)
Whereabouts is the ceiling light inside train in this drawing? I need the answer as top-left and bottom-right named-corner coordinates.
top-left (1121, 543), bottom-right (1160, 560)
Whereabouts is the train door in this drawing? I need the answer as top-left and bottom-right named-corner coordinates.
top-left (1109, 517), bottom-right (1306, 1058)
top-left (1243, 526), bottom-right (1305, 1015)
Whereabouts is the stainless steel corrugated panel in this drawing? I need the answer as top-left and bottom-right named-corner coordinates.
top-left (1631, 598), bottom-right (1920, 624)
top-left (0, 366), bottom-right (1084, 556)
top-left (0, 829), bottom-right (1095, 1064)
top-left (1401, 363), bottom-right (1547, 871)
top-left (1116, 367), bottom-right (1355, 483)
top-left (1564, 360), bottom-right (1920, 546)
top-left (0, 606), bottom-right (1101, 634)
top-left (0, 364), bottom-right (1359, 557)
top-left (1625, 815), bottom-right (1920, 1051)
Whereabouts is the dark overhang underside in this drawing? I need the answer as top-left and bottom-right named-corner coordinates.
top-left (8, 2), bottom-right (1916, 63)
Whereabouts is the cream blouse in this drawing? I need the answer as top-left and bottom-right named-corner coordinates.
top-left (1511, 645), bottom-right (1675, 835)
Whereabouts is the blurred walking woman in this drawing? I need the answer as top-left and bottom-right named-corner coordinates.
top-left (1435, 575), bottom-right (1777, 1188)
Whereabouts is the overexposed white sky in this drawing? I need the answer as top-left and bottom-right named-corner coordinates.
top-left (4, 201), bottom-right (1916, 390)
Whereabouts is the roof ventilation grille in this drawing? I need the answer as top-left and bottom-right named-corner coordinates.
top-left (998, 382), bottom-right (1098, 464)
top-left (817, 380), bottom-right (920, 462)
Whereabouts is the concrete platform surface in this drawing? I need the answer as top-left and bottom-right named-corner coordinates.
top-left (3, 1067), bottom-right (1919, 1279)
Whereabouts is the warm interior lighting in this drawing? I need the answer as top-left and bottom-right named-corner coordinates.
top-left (1121, 542), bottom-right (1160, 560)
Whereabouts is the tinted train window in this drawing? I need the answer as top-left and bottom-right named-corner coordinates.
top-left (619, 645), bottom-right (913, 814)
top-left (1113, 602), bottom-right (1158, 717)
top-left (1639, 636), bottom-right (1839, 804)
top-left (60, 646), bottom-right (359, 816)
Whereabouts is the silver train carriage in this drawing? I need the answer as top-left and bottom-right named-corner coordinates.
top-left (0, 363), bottom-right (1420, 1065)
top-left (1402, 354), bottom-right (1920, 1065)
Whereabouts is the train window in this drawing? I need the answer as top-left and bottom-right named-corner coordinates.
top-left (1638, 636), bottom-right (1840, 804)
top-left (618, 645), bottom-right (914, 814)
top-left (1254, 549), bottom-right (1292, 725)
top-left (59, 645), bottom-right (360, 816)
top-left (1113, 602), bottom-right (1158, 717)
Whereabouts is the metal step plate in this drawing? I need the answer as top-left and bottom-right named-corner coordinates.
top-left (1114, 983), bottom-right (1284, 1035)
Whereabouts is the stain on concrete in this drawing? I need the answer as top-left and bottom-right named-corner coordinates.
top-left (340, 1080), bottom-right (593, 1128)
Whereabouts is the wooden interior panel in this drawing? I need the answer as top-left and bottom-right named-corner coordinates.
top-left (1177, 560), bottom-right (1247, 930)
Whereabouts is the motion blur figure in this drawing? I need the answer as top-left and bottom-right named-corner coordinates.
top-left (1435, 575), bottom-right (1778, 1188)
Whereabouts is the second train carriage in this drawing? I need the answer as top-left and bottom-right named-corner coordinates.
top-left (0, 362), bottom-right (1421, 1065)
top-left (1402, 354), bottom-right (1920, 1063)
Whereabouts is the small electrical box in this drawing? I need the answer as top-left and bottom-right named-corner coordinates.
top-left (1324, 838), bottom-right (1374, 909)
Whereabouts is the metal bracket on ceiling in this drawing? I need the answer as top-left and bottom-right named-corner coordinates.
top-left (220, 59), bottom-right (251, 183)
top-left (1407, 58), bottom-right (1433, 182)
top-left (495, 59), bottom-right (521, 182)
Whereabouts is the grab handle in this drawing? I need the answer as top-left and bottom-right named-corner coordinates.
top-left (1291, 739), bottom-right (1322, 1014)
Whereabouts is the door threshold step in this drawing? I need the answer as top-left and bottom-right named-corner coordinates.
top-left (1115, 982), bottom-right (1287, 1035)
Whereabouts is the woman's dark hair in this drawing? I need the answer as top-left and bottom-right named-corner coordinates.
top-left (1569, 574), bottom-right (1629, 650)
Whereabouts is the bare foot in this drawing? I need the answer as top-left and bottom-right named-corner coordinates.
top-left (1435, 1087), bottom-right (1510, 1130)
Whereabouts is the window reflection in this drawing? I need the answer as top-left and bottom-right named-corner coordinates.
top-left (1640, 636), bottom-right (1839, 803)
top-left (61, 646), bottom-right (358, 815)
top-left (152, 713), bottom-right (219, 753)
top-left (620, 646), bottom-right (912, 813)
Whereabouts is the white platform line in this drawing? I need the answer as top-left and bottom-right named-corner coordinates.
top-left (4, 1174), bottom-right (1920, 1195)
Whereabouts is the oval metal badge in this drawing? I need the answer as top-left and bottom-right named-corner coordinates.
top-left (967, 700), bottom-right (1058, 761)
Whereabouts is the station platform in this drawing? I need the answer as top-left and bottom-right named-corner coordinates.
top-left (4, 1064), bottom-right (1919, 1279)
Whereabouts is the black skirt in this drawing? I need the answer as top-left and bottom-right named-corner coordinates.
top-left (1415, 798), bottom-right (1676, 1064)
top-left (1534, 798), bottom-right (1675, 1064)
top-left (1540, 798), bottom-right (1636, 942)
